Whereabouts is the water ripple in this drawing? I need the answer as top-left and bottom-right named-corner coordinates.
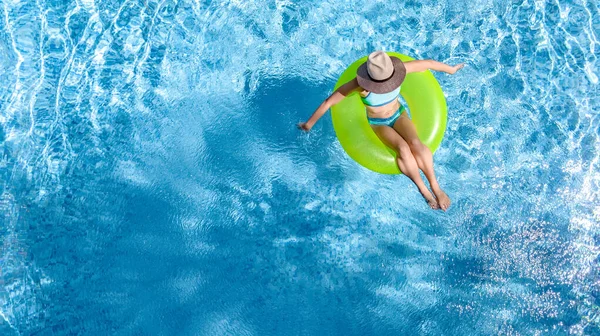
top-left (0, 0), bottom-right (599, 334)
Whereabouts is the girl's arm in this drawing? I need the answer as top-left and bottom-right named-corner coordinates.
top-left (298, 78), bottom-right (361, 132)
top-left (404, 60), bottom-right (464, 75)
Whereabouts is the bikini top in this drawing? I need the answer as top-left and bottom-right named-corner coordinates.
top-left (360, 86), bottom-right (401, 107)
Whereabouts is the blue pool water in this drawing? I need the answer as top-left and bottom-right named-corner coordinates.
top-left (1, 0), bottom-right (599, 334)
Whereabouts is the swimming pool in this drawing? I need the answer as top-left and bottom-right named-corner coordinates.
top-left (1, 0), bottom-right (599, 334)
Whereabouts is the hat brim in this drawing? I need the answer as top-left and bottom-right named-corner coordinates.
top-left (356, 56), bottom-right (406, 94)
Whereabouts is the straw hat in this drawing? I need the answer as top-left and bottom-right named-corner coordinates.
top-left (356, 51), bottom-right (406, 93)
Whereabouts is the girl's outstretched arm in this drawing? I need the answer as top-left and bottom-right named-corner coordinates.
top-left (405, 60), bottom-right (464, 75)
top-left (298, 78), bottom-right (361, 132)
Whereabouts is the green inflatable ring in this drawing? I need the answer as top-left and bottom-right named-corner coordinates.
top-left (331, 52), bottom-right (447, 175)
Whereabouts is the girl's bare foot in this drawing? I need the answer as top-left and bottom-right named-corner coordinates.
top-left (421, 190), bottom-right (439, 210)
top-left (433, 189), bottom-right (451, 211)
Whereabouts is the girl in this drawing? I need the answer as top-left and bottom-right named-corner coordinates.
top-left (298, 51), bottom-right (463, 210)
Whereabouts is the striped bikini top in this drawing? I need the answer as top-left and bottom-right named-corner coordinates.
top-left (360, 86), bottom-right (401, 107)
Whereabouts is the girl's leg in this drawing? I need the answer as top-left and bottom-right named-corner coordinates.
top-left (392, 112), bottom-right (451, 210)
top-left (371, 125), bottom-right (439, 209)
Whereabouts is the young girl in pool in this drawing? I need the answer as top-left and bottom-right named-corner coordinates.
top-left (298, 51), bottom-right (464, 210)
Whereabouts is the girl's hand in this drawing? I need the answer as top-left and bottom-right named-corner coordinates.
top-left (449, 63), bottom-right (465, 74)
top-left (297, 122), bottom-right (312, 132)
